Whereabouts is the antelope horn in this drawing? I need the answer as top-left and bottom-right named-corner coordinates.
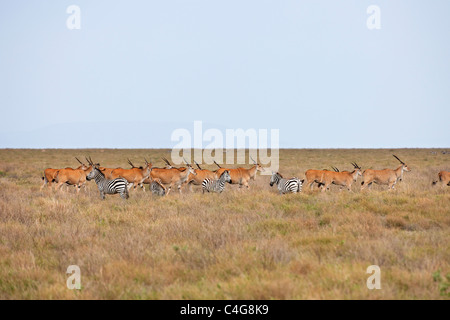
top-left (162, 157), bottom-right (171, 166)
top-left (127, 158), bottom-right (135, 168)
top-left (144, 158), bottom-right (150, 166)
top-left (393, 155), bottom-right (405, 164)
top-left (89, 156), bottom-right (94, 166)
top-left (194, 160), bottom-right (202, 170)
top-left (214, 161), bottom-right (222, 168)
top-left (332, 166), bottom-right (339, 172)
top-left (75, 157), bottom-right (83, 165)
top-left (250, 156), bottom-right (257, 164)
top-left (183, 157), bottom-right (190, 166)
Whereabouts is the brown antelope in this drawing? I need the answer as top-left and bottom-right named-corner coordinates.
top-left (432, 171), bottom-right (450, 186)
top-left (213, 157), bottom-right (264, 189)
top-left (321, 163), bottom-right (362, 192)
top-left (98, 166), bottom-right (116, 179)
top-left (163, 159), bottom-right (218, 192)
top-left (141, 159), bottom-right (172, 184)
top-left (41, 157), bottom-right (88, 190)
top-left (145, 158), bottom-right (196, 195)
top-left (54, 157), bottom-right (97, 192)
top-left (304, 167), bottom-right (339, 190)
top-left (110, 159), bottom-right (152, 191)
top-left (361, 155), bottom-right (411, 190)
top-left (188, 161), bottom-right (219, 189)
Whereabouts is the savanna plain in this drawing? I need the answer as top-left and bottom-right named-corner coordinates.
top-left (0, 148), bottom-right (448, 299)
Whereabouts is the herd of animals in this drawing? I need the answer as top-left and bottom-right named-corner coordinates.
top-left (40, 155), bottom-right (450, 200)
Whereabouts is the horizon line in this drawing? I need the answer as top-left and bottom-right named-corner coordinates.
top-left (1, 147), bottom-right (449, 150)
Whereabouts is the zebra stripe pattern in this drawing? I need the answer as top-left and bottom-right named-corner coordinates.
top-left (202, 170), bottom-right (231, 193)
top-left (150, 179), bottom-right (166, 196)
top-left (270, 172), bottom-right (302, 194)
top-left (87, 167), bottom-right (129, 199)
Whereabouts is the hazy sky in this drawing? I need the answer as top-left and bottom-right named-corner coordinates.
top-left (0, 1), bottom-right (449, 148)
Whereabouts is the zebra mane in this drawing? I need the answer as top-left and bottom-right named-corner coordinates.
top-left (94, 167), bottom-right (105, 177)
top-left (220, 170), bottom-right (229, 178)
top-left (219, 170), bottom-right (230, 179)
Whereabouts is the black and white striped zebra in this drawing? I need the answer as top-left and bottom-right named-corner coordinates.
top-left (150, 179), bottom-right (166, 196)
top-left (269, 172), bottom-right (303, 194)
top-left (202, 170), bottom-right (231, 193)
top-left (86, 167), bottom-right (129, 199)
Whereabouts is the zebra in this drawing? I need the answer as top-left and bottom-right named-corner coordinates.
top-left (150, 179), bottom-right (166, 196)
top-left (269, 172), bottom-right (303, 194)
top-left (202, 170), bottom-right (231, 193)
top-left (86, 166), bottom-right (129, 200)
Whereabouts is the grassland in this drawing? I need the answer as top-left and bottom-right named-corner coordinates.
top-left (0, 148), bottom-right (449, 299)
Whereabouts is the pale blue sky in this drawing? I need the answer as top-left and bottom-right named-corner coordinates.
top-left (0, 1), bottom-right (449, 148)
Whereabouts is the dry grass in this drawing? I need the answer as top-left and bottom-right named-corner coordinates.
top-left (0, 148), bottom-right (449, 299)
